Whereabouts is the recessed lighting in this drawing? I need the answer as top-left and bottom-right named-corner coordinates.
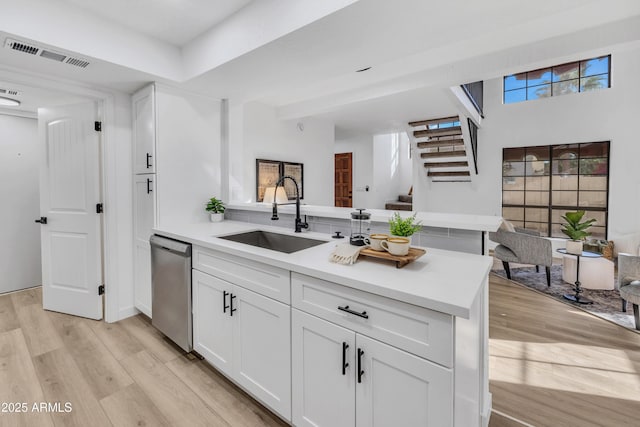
top-left (0, 96), bottom-right (20, 107)
top-left (356, 67), bottom-right (372, 73)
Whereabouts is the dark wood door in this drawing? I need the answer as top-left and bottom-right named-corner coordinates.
top-left (334, 153), bottom-right (352, 207)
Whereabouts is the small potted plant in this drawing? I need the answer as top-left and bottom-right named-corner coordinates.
top-left (388, 212), bottom-right (422, 243)
top-left (206, 197), bottom-right (225, 222)
top-left (561, 210), bottom-right (596, 255)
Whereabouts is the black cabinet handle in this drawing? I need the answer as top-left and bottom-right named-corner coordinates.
top-left (146, 178), bottom-right (153, 194)
top-left (223, 290), bottom-right (229, 313)
top-left (230, 294), bottom-right (237, 316)
top-left (357, 348), bottom-right (364, 383)
top-left (35, 217), bottom-right (47, 224)
top-left (338, 305), bottom-right (368, 319)
top-left (342, 342), bottom-right (349, 375)
top-left (146, 153), bottom-right (153, 169)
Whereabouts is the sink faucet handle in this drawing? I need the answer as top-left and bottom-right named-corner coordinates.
top-left (271, 202), bottom-right (279, 220)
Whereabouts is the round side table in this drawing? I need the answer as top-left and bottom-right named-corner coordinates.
top-left (557, 249), bottom-right (601, 305)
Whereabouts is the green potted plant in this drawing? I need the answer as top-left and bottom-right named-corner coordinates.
top-left (388, 212), bottom-right (423, 242)
top-left (561, 210), bottom-right (596, 255)
top-left (206, 197), bottom-right (226, 222)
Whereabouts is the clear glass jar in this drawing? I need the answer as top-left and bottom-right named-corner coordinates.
top-left (350, 208), bottom-right (371, 246)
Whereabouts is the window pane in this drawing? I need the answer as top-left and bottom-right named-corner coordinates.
top-left (580, 75), bottom-right (608, 92)
top-left (504, 88), bottom-right (526, 104)
top-left (589, 226), bottom-right (606, 240)
top-left (527, 85), bottom-right (551, 100)
top-left (525, 208), bottom-right (548, 222)
top-left (579, 158), bottom-right (608, 175)
top-left (579, 191), bottom-right (607, 207)
top-left (581, 56), bottom-right (609, 77)
top-left (503, 207), bottom-right (524, 221)
top-left (503, 176), bottom-right (524, 190)
top-left (579, 176), bottom-right (607, 191)
top-left (503, 148), bottom-right (525, 162)
top-left (527, 68), bottom-right (552, 86)
top-left (552, 175), bottom-right (578, 190)
top-left (510, 221), bottom-right (525, 229)
top-left (552, 80), bottom-right (578, 96)
top-left (525, 160), bottom-right (549, 176)
top-left (552, 62), bottom-right (579, 82)
top-left (504, 73), bottom-right (527, 91)
top-left (552, 191), bottom-right (577, 206)
top-left (551, 223), bottom-right (565, 238)
top-left (503, 161), bottom-right (525, 176)
top-left (552, 159), bottom-right (578, 175)
top-left (525, 176), bottom-right (549, 191)
top-left (525, 191), bottom-right (549, 205)
top-left (526, 146), bottom-right (550, 161)
top-left (525, 222), bottom-right (548, 235)
top-left (580, 142), bottom-right (608, 158)
top-left (503, 191), bottom-right (524, 205)
top-left (552, 144), bottom-right (579, 159)
top-left (552, 209), bottom-right (571, 224)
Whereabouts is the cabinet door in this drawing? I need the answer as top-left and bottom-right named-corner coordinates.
top-left (292, 309), bottom-right (355, 427)
top-left (132, 84), bottom-right (156, 174)
top-left (356, 335), bottom-right (453, 427)
top-left (232, 285), bottom-right (291, 421)
top-left (133, 174), bottom-right (156, 317)
top-left (192, 270), bottom-right (233, 376)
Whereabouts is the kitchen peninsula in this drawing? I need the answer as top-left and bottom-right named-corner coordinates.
top-left (153, 219), bottom-right (493, 427)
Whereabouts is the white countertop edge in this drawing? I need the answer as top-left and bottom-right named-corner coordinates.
top-left (152, 221), bottom-right (494, 318)
top-left (226, 203), bottom-right (502, 232)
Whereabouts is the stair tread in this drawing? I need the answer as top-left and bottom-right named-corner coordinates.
top-left (416, 139), bottom-right (464, 149)
top-left (414, 127), bottom-right (462, 138)
top-left (408, 116), bottom-right (459, 127)
top-left (421, 151), bottom-right (466, 159)
top-left (424, 161), bottom-right (469, 168)
top-left (428, 171), bottom-right (471, 177)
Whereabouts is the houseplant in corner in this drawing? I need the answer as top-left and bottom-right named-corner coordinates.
top-left (388, 212), bottom-right (423, 244)
top-left (561, 210), bottom-right (596, 255)
top-left (206, 197), bottom-right (225, 222)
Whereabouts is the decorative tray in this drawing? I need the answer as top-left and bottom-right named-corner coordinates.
top-left (359, 247), bottom-right (426, 268)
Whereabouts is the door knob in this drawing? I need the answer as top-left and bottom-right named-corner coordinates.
top-left (35, 217), bottom-right (47, 224)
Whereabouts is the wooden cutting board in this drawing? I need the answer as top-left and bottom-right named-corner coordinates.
top-left (359, 247), bottom-right (426, 268)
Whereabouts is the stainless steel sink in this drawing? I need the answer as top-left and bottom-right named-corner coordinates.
top-left (218, 230), bottom-right (327, 254)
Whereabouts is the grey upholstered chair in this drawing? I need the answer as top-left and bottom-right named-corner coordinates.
top-left (617, 253), bottom-right (640, 330)
top-left (489, 228), bottom-right (552, 287)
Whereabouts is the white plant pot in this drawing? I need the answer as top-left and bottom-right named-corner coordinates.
top-left (391, 234), bottom-right (412, 245)
top-left (210, 213), bottom-right (224, 223)
top-left (566, 240), bottom-right (583, 255)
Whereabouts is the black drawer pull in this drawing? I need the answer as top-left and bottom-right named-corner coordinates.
top-left (230, 294), bottom-right (237, 316)
top-left (146, 178), bottom-right (153, 194)
top-left (338, 305), bottom-right (368, 319)
top-left (342, 342), bottom-right (349, 375)
top-left (357, 348), bottom-right (364, 383)
top-left (146, 152), bottom-right (153, 169)
top-left (223, 290), bottom-right (229, 313)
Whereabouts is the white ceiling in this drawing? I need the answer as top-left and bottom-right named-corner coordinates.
top-left (58, 0), bottom-right (254, 45)
top-left (1, 0), bottom-right (640, 133)
top-left (0, 79), bottom-right (88, 114)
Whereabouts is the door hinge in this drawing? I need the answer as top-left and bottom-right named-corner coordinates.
top-left (98, 285), bottom-right (105, 295)
top-left (96, 203), bottom-right (103, 213)
top-left (94, 121), bottom-right (102, 132)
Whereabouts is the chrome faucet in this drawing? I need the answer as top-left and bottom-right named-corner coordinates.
top-left (270, 175), bottom-right (308, 233)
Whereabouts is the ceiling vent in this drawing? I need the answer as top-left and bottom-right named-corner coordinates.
top-left (4, 38), bottom-right (90, 69)
top-left (0, 88), bottom-right (20, 96)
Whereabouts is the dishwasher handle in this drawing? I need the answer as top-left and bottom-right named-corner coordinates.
top-left (150, 235), bottom-right (191, 256)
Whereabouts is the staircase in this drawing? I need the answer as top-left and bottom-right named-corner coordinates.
top-left (408, 115), bottom-right (475, 182)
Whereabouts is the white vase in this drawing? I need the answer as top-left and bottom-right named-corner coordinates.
top-left (566, 240), bottom-right (583, 255)
top-left (210, 213), bottom-right (224, 222)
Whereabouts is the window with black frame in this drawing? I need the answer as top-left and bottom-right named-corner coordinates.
top-left (502, 142), bottom-right (609, 239)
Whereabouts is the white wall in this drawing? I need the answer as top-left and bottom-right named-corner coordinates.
top-left (0, 114), bottom-right (41, 293)
top-left (334, 131), bottom-right (374, 208)
top-left (413, 47), bottom-right (640, 239)
top-left (155, 85), bottom-right (221, 227)
top-left (371, 132), bottom-right (412, 208)
top-left (231, 101), bottom-right (334, 205)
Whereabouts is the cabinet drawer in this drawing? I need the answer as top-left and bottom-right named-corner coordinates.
top-left (291, 273), bottom-right (453, 367)
top-left (193, 247), bottom-right (290, 303)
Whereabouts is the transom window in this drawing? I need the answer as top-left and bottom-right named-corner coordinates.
top-left (428, 120), bottom-right (460, 129)
top-left (504, 55), bottom-right (610, 104)
top-left (502, 142), bottom-right (609, 239)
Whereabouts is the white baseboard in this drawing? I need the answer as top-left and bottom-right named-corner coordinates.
top-left (115, 306), bottom-right (140, 322)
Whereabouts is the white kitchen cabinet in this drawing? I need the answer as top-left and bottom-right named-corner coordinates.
top-left (292, 309), bottom-right (452, 427)
top-left (192, 267), bottom-right (291, 421)
top-left (133, 174), bottom-right (156, 317)
top-left (132, 84), bottom-right (156, 174)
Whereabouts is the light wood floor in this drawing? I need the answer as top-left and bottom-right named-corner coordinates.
top-left (1, 278), bottom-right (639, 427)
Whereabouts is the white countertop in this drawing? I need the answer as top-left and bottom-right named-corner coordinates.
top-left (226, 203), bottom-right (502, 232)
top-left (153, 221), bottom-right (492, 319)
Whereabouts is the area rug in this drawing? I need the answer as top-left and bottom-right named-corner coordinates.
top-left (492, 264), bottom-right (638, 332)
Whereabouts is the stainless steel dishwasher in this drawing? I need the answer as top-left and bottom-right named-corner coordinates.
top-left (150, 235), bottom-right (192, 352)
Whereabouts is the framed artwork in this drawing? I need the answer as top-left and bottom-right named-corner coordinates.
top-left (256, 159), bottom-right (304, 202)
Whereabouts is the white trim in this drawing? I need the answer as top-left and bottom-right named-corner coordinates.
top-left (119, 305), bottom-right (140, 320)
top-left (491, 409), bottom-right (536, 427)
top-left (0, 108), bottom-right (37, 119)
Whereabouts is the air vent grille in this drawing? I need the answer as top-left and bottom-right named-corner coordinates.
top-left (40, 50), bottom-right (66, 62)
top-left (66, 57), bottom-right (90, 68)
top-left (10, 41), bottom-right (38, 55)
top-left (0, 88), bottom-right (19, 96)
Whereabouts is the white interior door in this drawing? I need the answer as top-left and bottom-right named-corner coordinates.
top-left (38, 102), bottom-right (103, 320)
